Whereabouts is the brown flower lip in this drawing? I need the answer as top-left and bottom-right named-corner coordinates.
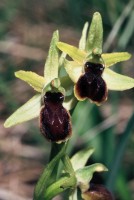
top-left (40, 92), bottom-right (72, 143)
top-left (74, 61), bottom-right (107, 104)
top-left (82, 183), bottom-right (114, 200)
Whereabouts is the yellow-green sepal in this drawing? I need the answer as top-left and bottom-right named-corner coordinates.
top-left (44, 30), bottom-right (59, 86)
top-left (71, 148), bottom-right (94, 171)
top-left (102, 52), bottom-right (131, 67)
top-left (86, 12), bottom-right (103, 55)
top-left (57, 42), bottom-right (87, 64)
top-left (103, 68), bottom-right (134, 90)
top-left (4, 94), bottom-right (41, 128)
top-left (15, 70), bottom-right (45, 92)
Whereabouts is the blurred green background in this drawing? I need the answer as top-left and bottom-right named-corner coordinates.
top-left (0, 0), bottom-right (134, 200)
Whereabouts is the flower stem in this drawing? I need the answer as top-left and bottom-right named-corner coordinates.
top-left (48, 142), bottom-right (67, 184)
top-left (33, 143), bottom-right (67, 200)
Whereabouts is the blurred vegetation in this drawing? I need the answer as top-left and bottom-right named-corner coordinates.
top-left (0, 0), bottom-right (134, 200)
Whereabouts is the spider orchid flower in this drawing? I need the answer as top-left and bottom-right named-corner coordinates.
top-left (57, 12), bottom-right (134, 105)
top-left (4, 31), bottom-right (73, 143)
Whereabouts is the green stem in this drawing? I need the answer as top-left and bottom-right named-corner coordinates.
top-left (33, 143), bottom-right (67, 200)
top-left (44, 143), bottom-right (77, 200)
top-left (48, 142), bottom-right (67, 184)
top-left (50, 142), bottom-right (67, 161)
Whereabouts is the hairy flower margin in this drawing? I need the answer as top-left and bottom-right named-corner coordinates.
top-left (4, 12), bottom-right (134, 129)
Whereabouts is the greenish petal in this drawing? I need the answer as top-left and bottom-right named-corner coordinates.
top-left (57, 42), bottom-right (87, 64)
top-left (86, 12), bottom-right (103, 55)
top-left (102, 52), bottom-right (131, 67)
top-left (64, 60), bottom-right (83, 83)
top-left (44, 30), bottom-right (59, 86)
top-left (15, 70), bottom-right (45, 92)
top-left (76, 163), bottom-right (108, 192)
top-left (103, 68), bottom-right (134, 91)
top-left (4, 94), bottom-right (41, 128)
top-left (79, 22), bottom-right (89, 51)
top-left (71, 148), bottom-right (94, 171)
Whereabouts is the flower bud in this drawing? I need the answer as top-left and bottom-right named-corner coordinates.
top-left (82, 184), bottom-right (114, 200)
top-left (40, 92), bottom-right (72, 143)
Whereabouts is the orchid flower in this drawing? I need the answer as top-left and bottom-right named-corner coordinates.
top-left (57, 12), bottom-right (134, 105)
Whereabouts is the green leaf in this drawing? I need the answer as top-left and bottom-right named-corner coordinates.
top-left (107, 112), bottom-right (134, 192)
top-left (57, 42), bottom-right (87, 64)
top-left (44, 30), bottom-right (59, 86)
top-left (15, 70), bottom-right (45, 92)
top-left (79, 22), bottom-right (89, 50)
top-left (34, 143), bottom-right (67, 200)
top-left (64, 60), bottom-right (83, 83)
top-left (44, 176), bottom-right (76, 200)
top-left (76, 163), bottom-right (108, 192)
top-left (71, 148), bottom-right (94, 171)
top-left (102, 52), bottom-right (131, 67)
top-left (4, 94), bottom-right (41, 128)
top-left (103, 68), bottom-right (134, 91)
top-left (86, 12), bottom-right (103, 55)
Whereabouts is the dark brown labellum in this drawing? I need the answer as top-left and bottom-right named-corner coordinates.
top-left (75, 62), bottom-right (107, 104)
top-left (82, 184), bottom-right (114, 200)
top-left (40, 92), bottom-right (72, 143)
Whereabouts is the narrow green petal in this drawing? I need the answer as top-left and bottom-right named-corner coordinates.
top-left (64, 60), bottom-right (83, 83)
top-left (15, 70), bottom-right (45, 92)
top-left (102, 52), bottom-right (131, 67)
top-left (79, 22), bottom-right (89, 50)
top-left (86, 12), bottom-right (103, 55)
top-left (4, 94), bottom-right (41, 128)
top-left (44, 30), bottom-right (59, 86)
top-left (57, 42), bottom-right (87, 64)
top-left (103, 68), bottom-right (134, 90)
top-left (71, 148), bottom-right (94, 171)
